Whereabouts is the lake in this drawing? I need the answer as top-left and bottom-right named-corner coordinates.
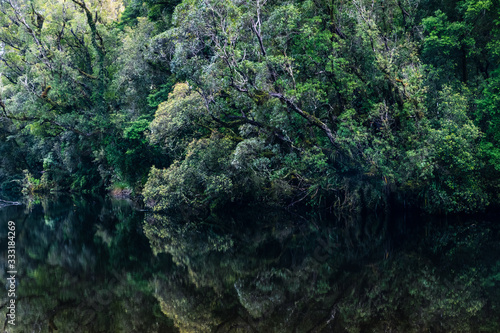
top-left (1, 195), bottom-right (499, 332)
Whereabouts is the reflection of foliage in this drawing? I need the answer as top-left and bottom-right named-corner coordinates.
top-left (0, 196), bottom-right (177, 333)
top-left (154, 278), bottom-right (224, 333)
top-left (144, 210), bottom-right (500, 333)
top-left (144, 210), bottom-right (392, 332)
top-left (337, 219), bottom-right (500, 333)
top-left (2, 197), bottom-right (500, 332)
top-left (338, 255), bottom-right (485, 333)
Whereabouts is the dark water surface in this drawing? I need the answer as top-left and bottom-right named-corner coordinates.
top-left (1, 196), bottom-right (500, 332)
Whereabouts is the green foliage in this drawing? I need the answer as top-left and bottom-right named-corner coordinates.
top-left (1, 0), bottom-right (499, 213)
top-left (147, 75), bottom-right (177, 108)
top-left (476, 68), bottom-right (500, 198)
top-left (148, 83), bottom-right (210, 156)
top-left (144, 134), bottom-right (237, 213)
top-left (422, 87), bottom-right (488, 213)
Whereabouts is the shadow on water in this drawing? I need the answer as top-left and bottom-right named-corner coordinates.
top-left (1, 196), bottom-right (500, 332)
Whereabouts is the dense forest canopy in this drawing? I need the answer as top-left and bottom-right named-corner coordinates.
top-left (0, 0), bottom-right (499, 214)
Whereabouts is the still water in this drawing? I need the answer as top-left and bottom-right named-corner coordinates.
top-left (1, 195), bottom-right (499, 332)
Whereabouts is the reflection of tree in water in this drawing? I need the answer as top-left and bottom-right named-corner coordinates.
top-left (144, 210), bottom-right (389, 332)
top-left (1, 198), bottom-right (499, 332)
top-left (0, 196), bottom-right (177, 333)
top-left (144, 210), bottom-right (500, 332)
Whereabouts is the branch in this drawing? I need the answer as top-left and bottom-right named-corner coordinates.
top-left (56, 13), bottom-right (66, 51)
top-left (0, 199), bottom-right (21, 206)
top-left (250, 18), bottom-right (266, 57)
top-left (1, 73), bottom-right (17, 85)
top-left (71, 0), bottom-right (106, 58)
top-left (77, 68), bottom-right (97, 79)
top-left (269, 92), bottom-right (338, 148)
top-left (45, 119), bottom-right (97, 137)
top-left (7, 0), bottom-right (52, 69)
top-left (1, 112), bottom-right (97, 137)
top-left (224, 113), bottom-right (299, 149)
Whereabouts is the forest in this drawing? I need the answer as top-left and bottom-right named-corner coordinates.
top-left (1, 0), bottom-right (499, 215)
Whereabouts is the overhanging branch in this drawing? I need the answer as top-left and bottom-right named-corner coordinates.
top-left (269, 92), bottom-right (338, 148)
